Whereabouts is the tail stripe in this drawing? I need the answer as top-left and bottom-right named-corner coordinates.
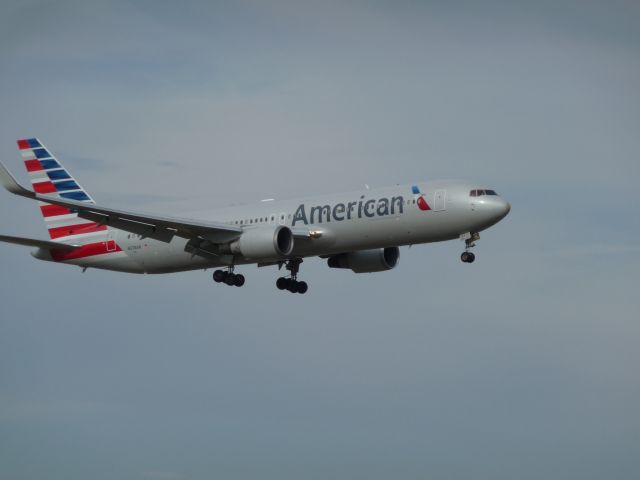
top-left (33, 181), bottom-right (57, 194)
top-left (48, 223), bottom-right (107, 239)
top-left (17, 139), bottom-right (40, 149)
top-left (33, 148), bottom-right (53, 159)
top-left (17, 137), bottom-right (103, 245)
top-left (52, 180), bottom-right (81, 192)
top-left (25, 159), bottom-right (43, 171)
top-left (46, 170), bottom-right (71, 181)
top-left (39, 159), bottom-right (61, 170)
top-left (40, 204), bottom-right (73, 217)
top-left (60, 191), bottom-right (91, 201)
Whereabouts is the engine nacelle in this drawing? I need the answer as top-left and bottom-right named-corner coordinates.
top-left (327, 247), bottom-right (400, 273)
top-left (229, 226), bottom-right (294, 260)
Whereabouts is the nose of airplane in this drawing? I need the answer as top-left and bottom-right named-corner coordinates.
top-left (501, 200), bottom-right (511, 217)
top-left (493, 198), bottom-right (511, 221)
top-left (471, 195), bottom-right (511, 229)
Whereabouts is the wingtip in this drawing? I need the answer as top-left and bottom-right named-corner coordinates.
top-left (0, 159), bottom-right (34, 197)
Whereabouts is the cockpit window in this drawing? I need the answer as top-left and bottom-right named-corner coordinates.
top-left (470, 189), bottom-right (499, 197)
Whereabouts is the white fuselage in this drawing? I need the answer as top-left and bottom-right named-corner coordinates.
top-left (33, 180), bottom-right (511, 273)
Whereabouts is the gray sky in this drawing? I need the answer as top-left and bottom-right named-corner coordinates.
top-left (1, 1), bottom-right (639, 479)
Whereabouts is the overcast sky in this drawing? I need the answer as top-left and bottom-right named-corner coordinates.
top-left (1, 1), bottom-right (639, 479)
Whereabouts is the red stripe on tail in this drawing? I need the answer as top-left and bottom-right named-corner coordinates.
top-left (25, 160), bottom-right (43, 172)
top-left (33, 181), bottom-right (57, 194)
top-left (41, 204), bottom-right (73, 217)
top-left (48, 222), bottom-right (107, 239)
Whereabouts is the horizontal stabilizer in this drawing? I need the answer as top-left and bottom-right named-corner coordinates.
top-left (0, 234), bottom-right (79, 250)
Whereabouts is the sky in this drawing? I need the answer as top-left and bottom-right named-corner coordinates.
top-left (0, 1), bottom-right (639, 479)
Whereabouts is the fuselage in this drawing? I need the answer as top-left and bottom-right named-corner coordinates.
top-left (32, 180), bottom-right (511, 274)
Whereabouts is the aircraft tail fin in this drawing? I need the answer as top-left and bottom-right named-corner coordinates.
top-left (16, 138), bottom-right (108, 244)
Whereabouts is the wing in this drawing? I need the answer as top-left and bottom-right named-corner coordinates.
top-left (0, 159), bottom-right (242, 244)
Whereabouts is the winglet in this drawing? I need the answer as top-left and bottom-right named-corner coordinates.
top-left (0, 160), bottom-right (34, 197)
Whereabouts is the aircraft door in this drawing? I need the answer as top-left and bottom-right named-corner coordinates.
top-left (434, 190), bottom-right (446, 211)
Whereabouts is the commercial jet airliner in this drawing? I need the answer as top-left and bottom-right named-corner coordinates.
top-left (0, 138), bottom-right (510, 294)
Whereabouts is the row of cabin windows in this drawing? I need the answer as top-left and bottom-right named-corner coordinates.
top-left (470, 189), bottom-right (498, 197)
top-left (227, 214), bottom-right (291, 226)
top-left (226, 200), bottom-right (424, 226)
top-left (236, 216), bottom-right (275, 225)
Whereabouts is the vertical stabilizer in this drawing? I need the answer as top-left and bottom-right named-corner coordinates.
top-left (17, 138), bottom-right (108, 244)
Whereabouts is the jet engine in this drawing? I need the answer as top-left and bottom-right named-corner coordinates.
top-left (228, 225), bottom-right (294, 260)
top-left (327, 247), bottom-right (399, 273)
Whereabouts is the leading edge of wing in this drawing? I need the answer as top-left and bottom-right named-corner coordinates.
top-left (0, 159), bottom-right (242, 244)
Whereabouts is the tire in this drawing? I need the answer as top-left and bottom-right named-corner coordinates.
top-left (466, 252), bottom-right (476, 263)
top-left (461, 252), bottom-right (469, 263)
top-left (225, 274), bottom-right (236, 286)
top-left (276, 277), bottom-right (287, 290)
top-left (297, 281), bottom-right (308, 294)
top-left (213, 270), bottom-right (225, 283)
top-left (234, 274), bottom-right (245, 287)
top-left (286, 279), bottom-right (297, 293)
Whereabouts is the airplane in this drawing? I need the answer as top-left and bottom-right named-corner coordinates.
top-left (0, 138), bottom-right (511, 294)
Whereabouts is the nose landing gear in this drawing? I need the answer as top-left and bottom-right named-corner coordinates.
top-left (276, 258), bottom-right (308, 294)
top-left (460, 232), bottom-right (480, 263)
top-left (213, 267), bottom-right (245, 287)
top-left (461, 251), bottom-right (475, 263)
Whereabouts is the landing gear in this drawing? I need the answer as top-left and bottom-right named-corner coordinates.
top-left (276, 258), bottom-right (308, 294)
top-left (461, 251), bottom-right (475, 263)
top-left (460, 232), bottom-right (479, 264)
top-left (213, 267), bottom-right (245, 287)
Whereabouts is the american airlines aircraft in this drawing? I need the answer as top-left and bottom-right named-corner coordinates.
top-left (0, 138), bottom-right (510, 294)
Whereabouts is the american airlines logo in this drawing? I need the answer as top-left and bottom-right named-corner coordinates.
top-left (292, 194), bottom-right (406, 226)
top-left (412, 185), bottom-right (431, 211)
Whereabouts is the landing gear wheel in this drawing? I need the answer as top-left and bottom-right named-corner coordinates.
top-left (276, 258), bottom-right (310, 294)
top-left (461, 252), bottom-right (476, 263)
top-left (234, 274), bottom-right (245, 287)
top-left (297, 281), bottom-right (308, 294)
top-left (286, 278), bottom-right (297, 293)
top-left (225, 273), bottom-right (236, 286)
top-left (213, 270), bottom-right (225, 283)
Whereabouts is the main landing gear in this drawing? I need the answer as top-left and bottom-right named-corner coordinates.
top-left (276, 258), bottom-right (308, 294)
top-left (460, 232), bottom-right (480, 264)
top-left (213, 267), bottom-right (245, 287)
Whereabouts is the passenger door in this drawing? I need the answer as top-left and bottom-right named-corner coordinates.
top-left (434, 190), bottom-right (446, 211)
